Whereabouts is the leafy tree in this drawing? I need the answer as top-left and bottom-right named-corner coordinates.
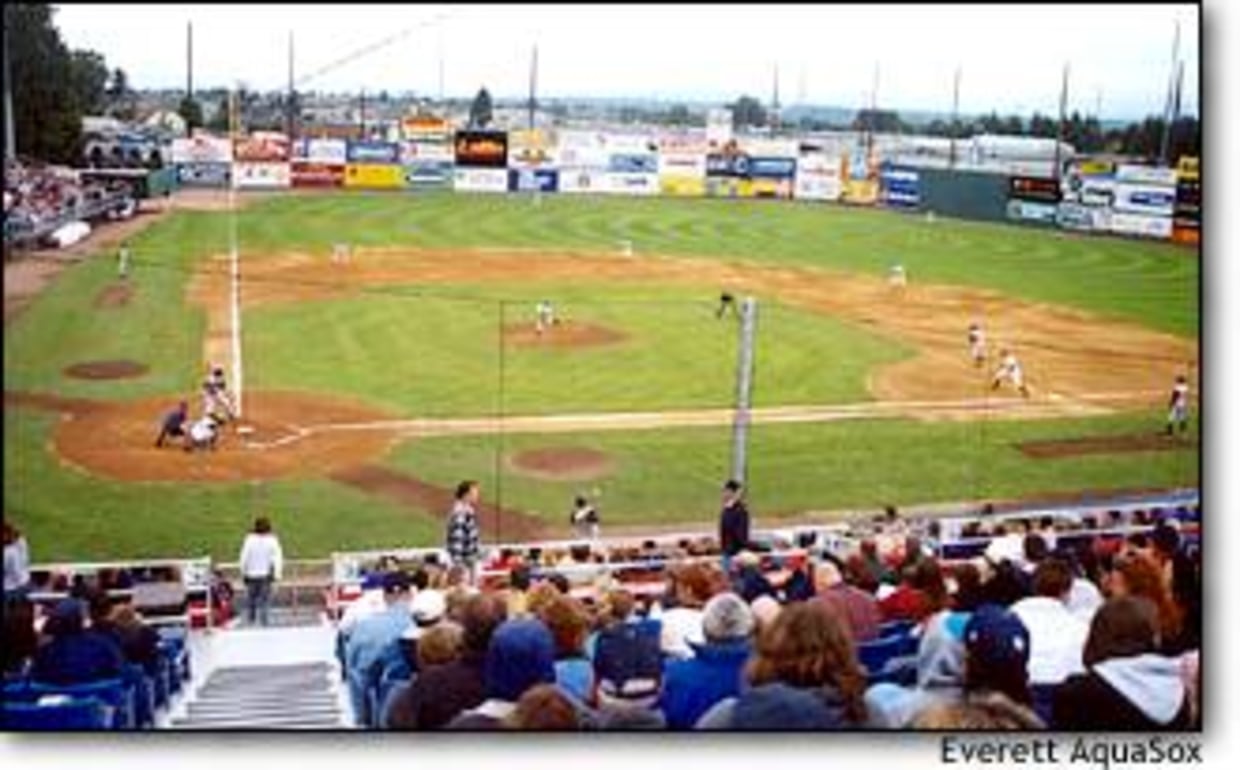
top-left (731, 95), bottom-right (767, 129)
top-left (177, 96), bottom-right (203, 134)
top-left (469, 87), bottom-right (493, 128)
top-left (1028, 112), bottom-right (1057, 138)
top-left (852, 108), bottom-right (902, 134)
top-left (68, 49), bottom-right (109, 116)
top-left (6, 4), bottom-right (80, 162)
top-left (206, 95), bottom-right (230, 132)
top-left (668, 103), bottom-right (691, 126)
top-left (1003, 114), bottom-right (1024, 136)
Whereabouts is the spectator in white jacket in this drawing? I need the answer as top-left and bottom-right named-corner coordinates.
top-left (239, 517), bottom-right (284, 627)
top-left (1010, 558), bottom-right (1088, 685)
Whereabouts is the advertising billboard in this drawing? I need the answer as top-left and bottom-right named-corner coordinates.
top-left (1114, 164), bottom-right (1177, 186)
top-left (749, 177), bottom-right (794, 198)
top-left (1110, 212), bottom-right (1173, 239)
top-left (232, 161), bottom-right (291, 189)
top-left (293, 138), bottom-right (348, 165)
top-left (401, 115), bottom-right (450, 141)
top-left (1008, 175), bottom-right (1061, 204)
top-left (403, 161), bottom-right (452, 187)
top-left (1055, 202), bottom-right (1111, 232)
top-left (453, 130), bottom-right (509, 168)
top-left (1006, 199), bottom-right (1059, 225)
top-left (841, 179), bottom-right (879, 205)
top-left (747, 157), bottom-right (797, 179)
top-left (507, 129), bottom-right (559, 169)
top-left (880, 164), bottom-right (921, 208)
top-left (659, 176), bottom-right (706, 197)
top-left (401, 141), bottom-right (454, 164)
top-left (1113, 183), bottom-right (1177, 217)
top-left (453, 167), bottom-right (508, 193)
top-left (603, 172), bottom-right (659, 196)
top-left (171, 134), bottom-right (233, 164)
top-left (343, 163), bottom-right (405, 189)
top-left (705, 177), bottom-right (753, 198)
top-left (557, 168), bottom-right (606, 194)
top-left (508, 168), bottom-right (559, 193)
top-left (657, 153), bottom-right (707, 178)
top-left (291, 161), bottom-right (345, 187)
top-left (794, 172), bottom-right (842, 202)
top-left (174, 162), bottom-right (230, 187)
top-left (607, 154), bottom-right (659, 174)
top-left (705, 152), bottom-right (751, 178)
top-left (347, 141), bottom-right (401, 165)
top-left (234, 132), bottom-right (290, 163)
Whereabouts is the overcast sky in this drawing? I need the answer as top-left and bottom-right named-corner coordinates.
top-left (53, 3), bottom-right (1200, 119)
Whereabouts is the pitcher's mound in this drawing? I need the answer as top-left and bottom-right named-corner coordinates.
top-left (63, 359), bottom-right (148, 380)
top-left (502, 321), bottom-right (627, 349)
top-left (509, 447), bottom-right (615, 481)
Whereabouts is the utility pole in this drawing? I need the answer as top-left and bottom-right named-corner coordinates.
top-left (187, 21), bottom-right (193, 99)
top-left (287, 30), bottom-right (295, 140)
top-left (527, 44), bottom-right (538, 131)
top-left (1053, 62), bottom-right (1069, 181)
top-left (4, 17), bottom-right (15, 163)
top-left (1158, 19), bottom-right (1181, 166)
top-left (359, 88), bottom-right (366, 138)
top-left (771, 63), bottom-right (780, 133)
top-left (949, 65), bottom-right (961, 169)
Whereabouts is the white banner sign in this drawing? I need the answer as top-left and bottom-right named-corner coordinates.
top-left (602, 172), bottom-right (659, 196)
top-left (1112, 183), bottom-right (1177, 217)
top-left (657, 153), bottom-right (707, 177)
top-left (232, 162), bottom-right (291, 189)
top-left (557, 168), bottom-right (607, 194)
top-left (303, 138), bottom-right (348, 164)
top-left (1115, 164), bottom-right (1178, 186)
top-left (794, 174), bottom-right (843, 201)
top-left (452, 167), bottom-right (508, 193)
top-left (171, 134), bottom-right (233, 164)
top-left (401, 141), bottom-right (454, 163)
top-left (1110, 212), bottom-right (1173, 239)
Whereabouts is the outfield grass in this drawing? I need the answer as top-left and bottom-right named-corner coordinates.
top-left (387, 410), bottom-right (1200, 533)
top-left (243, 283), bottom-right (912, 417)
top-left (2, 192), bottom-right (1200, 561)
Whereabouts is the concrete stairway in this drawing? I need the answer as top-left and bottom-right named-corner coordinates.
top-left (171, 662), bottom-right (344, 729)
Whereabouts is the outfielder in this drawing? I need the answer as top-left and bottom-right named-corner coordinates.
top-left (991, 349), bottom-right (1030, 398)
top-left (1166, 375), bottom-right (1190, 435)
top-left (117, 241), bottom-right (131, 279)
top-left (968, 322), bottom-right (987, 367)
top-left (535, 299), bottom-right (557, 334)
top-left (889, 263), bottom-right (907, 288)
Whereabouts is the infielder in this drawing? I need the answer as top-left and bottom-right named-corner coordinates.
top-left (535, 299), bottom-right (556, 334)
top-left (889, 263), bottom-right (907, 288)
top-left (1166, 375), bottom-right (1190, 435)
top-left (991, 348), bottom-right (1030, 398)
top-left (968, 322), bottom-right (987, 367)
top-left (117, 241), bottom-right (131, 279)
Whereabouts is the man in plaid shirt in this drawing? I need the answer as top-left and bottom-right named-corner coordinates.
top-left (446, 480), bottom-right (482, 584)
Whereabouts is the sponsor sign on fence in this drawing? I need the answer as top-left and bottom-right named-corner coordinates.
top-left (705, 152), bottom-right (752, 178)
top-left (705, 177), bottom-right (753, 198)
top-left (841, 178), bottom-right (878, 205)
top-left (174, 162), bottom-right (230, 187)
top-left (453, 131), bottom-right (509, 168)
top-left (657, 153), bottom-right (707, 178)
top-left (1113, 183), bottom-right (1177, 217)
top-left (453, 167), bottom-right (508, 193)
top-left (232, 161), bottom-right (291, 189)
top-left (291, 161), bottom-right (345, 187)
top-left (344, 163), bottom-right (405, 189)
top-left (403, 160), bottom-right (452, 187)
top-left (794, 172), bottom-right (842, 202)
top-left (1110, 211), bottom-right (1173, 239)
top-left (347, 141), bottom-right (401, 164)
top-left (171, 134), bottom-right (233, 164)
top-left (556, 169), bottom-right (604, 194)
top-left (401, 115), bottom-right (450, 141)
top-left (749, 177), bottom-right (794, 198)
top-left (508, 129), bottom-right (558, 169)
top-left (1008, 175), bottom-right (1061, 204)
top-left (508, 168), bottom-right (559, 193)
top-left (747, 157), bottom-right (797, 179)
top-left (603, 172), bottom-right (659, 196)
top-left (401, 141), bottom-right (454, 164)
top-left (659, 175), bottom-right (706, 197)
top-left (1114, 164), bottom-right (1177, 186)
top-left (1056, 202), bottom-right (1111, 232)
top-left (607, 154), bottom-right (659, 174)
top-left (293, 138), bottom-right (348, 164)
top-left (880, 164), bottom-right (921, 208)
top-left (234, 132), bottom-right (290, 162)
top-left (1006, 199), bottom-right (1059, 225)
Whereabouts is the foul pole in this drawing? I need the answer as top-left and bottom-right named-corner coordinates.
top-left (731, 297), bottom-right (758, 485)
top-left (228, 86), bottom-right (243, 418)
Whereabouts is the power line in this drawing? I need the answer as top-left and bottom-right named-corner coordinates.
top-left (292, 12), bottom-right (449, 90)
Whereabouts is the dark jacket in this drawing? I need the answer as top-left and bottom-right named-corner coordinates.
top-left (96, 621), bottom-right (161, 676)
top-left (1051, 654), bottom-right (1192, 731)
top-left (660, 639), bottom-right (751, 729)
top-left (719, 501), bottom-right (751, 557)
top-left (386, 655), bottom-right (486, 730)
top-left (31, 631), bottom-right (125, 686)
top-left (734, 566), bottom-right (774, 603)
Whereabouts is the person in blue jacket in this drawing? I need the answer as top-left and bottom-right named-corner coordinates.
top-left (30, 598), bottom-right (124, 686)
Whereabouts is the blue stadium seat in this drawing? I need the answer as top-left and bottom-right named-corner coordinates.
top-left (1030, 684), bottom-right (1057, 726)
top-left (857, 635), bottom-right (905, 677)
top-left (878, 620), bottom-right (915, 639)
top-left (120, 663), bottom-right (155, 729)
top-left (30, 678), bottom-right (135, 730)
top-left (2, 697), bottom-right (112, 730)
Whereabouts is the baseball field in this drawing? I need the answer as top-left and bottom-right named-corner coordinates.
top-left (3, 190), bottom-right (1200, 562)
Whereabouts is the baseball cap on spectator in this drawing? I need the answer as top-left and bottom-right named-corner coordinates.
top-left (412, 589), bottom-right (447, 626)
top-left (964, 604), bottom-right (1030, 669)
top-left (702, 592), bottom-right (755, 643)
top-left (984, 534), bottom-right (1025, 567)
top-left (484, 619), bottom-right (556, 702)
top-left (383, 571), bottom-right (411, 594)
top-left (730, 682), bottom-right (835, 730)
top-left (593, 622), bottom-right (662, 708)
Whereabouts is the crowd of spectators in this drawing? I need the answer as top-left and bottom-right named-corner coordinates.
top-left (331, 502), bottom-right (1201, 731)
top-left (4, 158), bottom-right (135, 249)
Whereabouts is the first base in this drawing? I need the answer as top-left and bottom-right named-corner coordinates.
top-left (236, 425), bottom-right (256, 436)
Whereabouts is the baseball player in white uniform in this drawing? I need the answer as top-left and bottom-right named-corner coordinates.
top-left (1166, 375), bottom-right (1190, 435)
top-left (535, 300), bottom-right (556, 335)
top-left (889, 263), bottom-right (907, 288)
top-left (968, 322), bottom-right (987, 367)
top-left (184, 414), bottom-right (221, 452)
top-left (991, 349), bottom-right (1030, 398)
top-left (117, 242), bottom-right (131, 279)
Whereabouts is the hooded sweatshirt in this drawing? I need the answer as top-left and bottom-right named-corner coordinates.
top-left (695, 682), bottom-right (857, 730)
top-left (865, 610), bottom-right (967, 728)
top-left (1051, 653), bottom-right (1191, 730)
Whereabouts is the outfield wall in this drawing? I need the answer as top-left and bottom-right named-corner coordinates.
top-left (170, 128), bottom-right (1198, 242)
